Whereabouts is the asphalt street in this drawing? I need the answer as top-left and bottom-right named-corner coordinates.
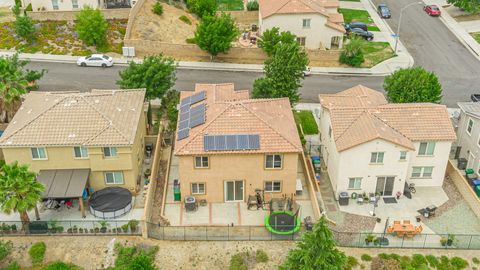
top-left (25, 0), bottom-right (480, 107)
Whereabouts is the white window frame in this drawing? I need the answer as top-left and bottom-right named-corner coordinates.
top-left (302, 18), bottom-right (311, 28)
top-left (399, 151), bottom-right (407, 161)
top-left (191, 182), bottom-right (206, 195)
top-left (103, 147), bottom-right (118, 157)
top-left (418, 142), bottom-right (436, 156)
top-left (370, 152), bottom-right (384, 164)
top-left (467, 118), bottom-right (474, 135)
top-left (104, 171), bottom-right (124, 184)
top-left (72, 0), bottom-right (78, 8)
top-left (296, 37), bottom-right (306, 46)
top-left (411, 166), bottom-right (433, 178)
top-left (73, 146), bottom-right (88, 158)
top-left (264, 180), bottom-right (282, 192)
top-left (265, 154), bottom-right (282, 169)
top-left (31, 147), bottom-right (47, 160)
top-left (51, 0), bottom-right (59, 9)
top-left (348, 177), bottom-right (362, 190)
top-left (194, 156), bottom-right (209, 168)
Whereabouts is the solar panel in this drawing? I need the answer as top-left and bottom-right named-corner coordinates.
top-left (248, 135), bottom-right (260, 149)
top-left (177, 129), bottom-right (189, 140)
top-left (189, 114), bottom-right (205, 128)
top-left (180, 103), bottom-right (190, 113)
top-left (180, 96), bottom-right (191, 106)
top-left (226, 135), bottom-right (237, 150)
top-left (179, 111), bottom-right (190, 123)
top-left (179, 119), bottom-right (189, 130)
top-left (237, 135), bottom-right (248, 149)
top-left (190, 103), bottom-right (205, 115)
top-left (216, 135), bottom-right (227, 150)
top-left (204, 134), bottom-right (260, 151)
top-left (190, 91), bottom-right (206, 105)
top-left (204, 135), bottom-right (215, 150)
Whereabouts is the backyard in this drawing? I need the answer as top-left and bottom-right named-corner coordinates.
top-left (339, 8), bottom-right (380, 31)
top-left (0, 19), bottom-right (126, 55)
top-left (294, 110), bottom-right (319, 135)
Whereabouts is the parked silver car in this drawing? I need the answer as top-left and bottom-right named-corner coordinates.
top-left (77, 54), bottom-right (114, 67)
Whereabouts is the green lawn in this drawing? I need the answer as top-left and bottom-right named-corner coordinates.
top-left (217, 0), bottom-right (244, 11)
top-left (471, 32), bottom-right (480, 43)
top-left (294, 111), bottom-right (319, 135)
top-left (362, 41), bottom-right (395, 67)
top-left (338, 8), bottom-right (380, 31)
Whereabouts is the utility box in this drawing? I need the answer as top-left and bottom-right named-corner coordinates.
top-left (339, 192), bottom-right (349, 206)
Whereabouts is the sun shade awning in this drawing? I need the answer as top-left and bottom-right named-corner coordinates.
top-left (37, 169), bottom-right (90, 199)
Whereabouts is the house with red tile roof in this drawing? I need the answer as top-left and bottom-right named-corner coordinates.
top-left (258, 0), bottom-right (345, 49)
top-left (319, 85), bottom-right (456, 200)
top-left (174, 83), bottom-right (302, 203)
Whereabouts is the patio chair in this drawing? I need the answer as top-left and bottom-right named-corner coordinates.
top-left (403, 220), bottom-right (411, 225)
top-left (356, 197), bottom-right (364, 205)
top-left (415, 225), bottom-right (423, 234)
top-left (393, 221), bottom-right (400, 225)
top-left (386, 226), bottom-right (394, 233)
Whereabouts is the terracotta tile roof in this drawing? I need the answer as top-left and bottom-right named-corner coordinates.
top-left (0, 89), bottom-right (146, 147)
top-left (319, 85), bottom-right (456, 152)
top-left (325, 21), bottom-right (346, 33)
top-left (174, 83), bottom-right (302, 155)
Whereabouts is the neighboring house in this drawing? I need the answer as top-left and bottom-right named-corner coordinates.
top-left (456, 102), bottom-right (480, 174)
top-left (258, 0), bottom-right (345, 49)
top-left (174, 83), bottom-right (302, 203)
top-left (319, 85), bottom-right (456, 198)
top-left (25, 0), bottom-right (132, 12)
top-left (0, 89), bottom-right (147, 194)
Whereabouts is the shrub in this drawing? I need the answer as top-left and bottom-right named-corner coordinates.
top-left (345, 256), bottom-right (359, 270)
top-left (246, 0), bottom-right (259, 11)
top-left (451, 257), bottom-right (468, 269)
top-left (179, 15), bottom-right (192, 25)
top-left (3, 261), bottom-right (20, 270)
top-left (361, 254), bottom-right (372, 262)
top-left (75, 6), bottom-right (108, 47)
top-left (426, 255), bottom-right (439, 268)
top-left (186, 37), bottom-right (196, 44)
top-left (15, 15), bottom-right (35, 42)
top-left (473, 257), bottom-right (480, 264)
top-left (0, 240), bottom-right (13, 262)
top-left (153, 2), bottom-right (163, 15)
top-left (25, 3), bottom-right (33, 11)
top-left (255, 249), bottom-right (268, 263)
top-left (371, 257), bottom-right (401, 270)
top-left (411, 254), bottom-right (428, 267)
top-left (339, 37), bottom-right (364, 67)
top-left (229, 253), bottom-right (247, 270)
top-left (43, 261), bottom-right (80, 270)
top-left (29, 242), bottom-right (46, 265)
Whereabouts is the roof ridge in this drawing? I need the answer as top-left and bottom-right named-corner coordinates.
top-left (273, 0), bottom-right (294, 16)
top-left (333, 110), bottom-right (367, 141)
top-left (367, 109), bottom-right (413, 142)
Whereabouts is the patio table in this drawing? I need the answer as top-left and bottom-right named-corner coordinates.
top-left (392, 223), bottom-right (416, 237)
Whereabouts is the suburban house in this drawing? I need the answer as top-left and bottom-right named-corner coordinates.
top-left (258, 0), bottom-right (345, 49)
top-left (24, 0), bottom-right (132, 12)
top-left (455, 102), bottom-right (480, 174)
top-left (174, 83), bottom-right (302, 203)
top-left (318, 85), bottom-right (456, 199)
top-left (0, 89), bottom-right (147, 195)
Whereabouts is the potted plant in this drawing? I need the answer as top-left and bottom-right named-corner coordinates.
top-left (396, 191), bottom-right (402, 199)
top-left (48, 220), bottom-right (58, 234)
top-left (72, 225), bottom-right (78, 234)
top-left (365, 234), bottom-right (375, 246)
top-left (373, 237), bottom-right (381, 246)
top-left (98, 221), bottom-right (109, 233)
top-left (2, 223), bottom-right (10, 234)
top-left (440, 236), bottom-right (448, 247)
top-left (362, 192), bottom-right (369, 201)
top-left (10, 224), bottom-right (17, 233)
top-left (447, 234), bottom-right (455, 246)
top-left (121, 224), bottom-right (129, 233)
top-left (84, 228), bottom-right (88, 233)
top-left (144, 168), bottom-right (151, 178)
top-left (79, 228), bottom-right (84, 233)
top-left (94, 227), bottom-right (100, 233)
top-left (90, 228), bottom-right (94, 233)
top-left (67, 227), bottom-right (73, 234)
top-left (112, 228), bottom-right (117, 233)
top-left (56, 226), bottom-right (64, 233)
top-left (128, 219), bottom-right (139, 233)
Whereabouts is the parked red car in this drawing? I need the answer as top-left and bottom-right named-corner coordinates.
top-left (424, 5), bottom-right (441, 16)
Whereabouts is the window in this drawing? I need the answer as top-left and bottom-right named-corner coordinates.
top-left (195, 156), bottom-right (209, 168)
top-left (104, 171), bottom-right (124, 184)
top-left (265, 154), bottom-right (282, 169)
top-left (51, 0), bottom-right (59, 9)
top-left (72, 0), bottom-right (78, 8)
top-left (73, 146), bottom-right (88, 158)
top-left (31, 147), bottom-right (47, 159)
top-left (348, 177), bottom-right (362, 189)
top-left (411, 167), bottom-right (433, 178)
top-left (103, 147), bottom-right (118, 157)
top-left (191, 183), bottom-right (205, 195)
top-left (399, 151), bottom-right (407, 160)
top-left (296, 37), bottom-right (306, 46)
top-left (418, 142), bottom-right (436, 156)
top-left (467, 118), bottom-right (474, 135)
top-left (265, 181), bottom-right (281, 192)
top-left (370, 152), bottom-right (384, 164)
top-left (302, 19), bottom-right (311, 28)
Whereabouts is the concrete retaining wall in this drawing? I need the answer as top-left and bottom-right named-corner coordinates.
top-left (447, 160), bottom-right (480, 219)
top-left (27, 8), bottom-right (130, 21)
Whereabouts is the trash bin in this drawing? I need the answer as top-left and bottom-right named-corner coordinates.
top-left (475, 186), bottom-right (480, 198)
top-left (173, 179), bottom-right (181, 202)
top-left (472, 179), bottom-right (480, 187)
top-left (339, 192), bottom-right (349, 206)
top-left (458, 158), bottom-right (467, 170)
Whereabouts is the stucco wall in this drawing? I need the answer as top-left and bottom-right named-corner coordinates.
top-left (406, 141), bottom-right (452, 187)
top-left (177, 153), bottom-right (300, 203)
top-left (260, 13), bottom-right (343, 49)
top-left (456, 111), bottom-right (480, 174)
top-left (31, 0), bottom-right (99, 12)
top-left (27, 8), bottom-right (130, 20)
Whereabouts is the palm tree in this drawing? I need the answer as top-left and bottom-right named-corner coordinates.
top-left (0, 162), bottom-right (44, 230)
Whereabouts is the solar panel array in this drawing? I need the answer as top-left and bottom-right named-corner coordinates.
top-left (204, 134), bottom-right (260, 151)
top-left (177, 91), bottom-right (206, 141)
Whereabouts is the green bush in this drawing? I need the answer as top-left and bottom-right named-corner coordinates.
top-left (43, 261), bottom-right (82, 270)
top-left (179, 15), bottom-right (192, 25)
top-left (411, 254), bottom-right (428, 267)
top-left (186, 37), bottom-right (196, 44)
top-left (340, 37), bottom-right (365, 67)
top-left (255, 249), bottom-right (268, 263)
top-left (153, 2), bottom-right (163, 15)
top-left (361, 254), bottom-right (372, 262)
top-left (246, 0), bottom-right (259, 10)
top-left (345, 256), bottom-right (359, 269)
top-left (473, 257), bottom-right (480, 264)
top-left (229, 253), bottom-right (247, 270)
top-left (451, 257), bottom-right (468, 269)
top-left (426, 255), bottom-right (439, 268)
top-left (0, 240), bottom-right (13, 262)
top-left (25, 3), bottom-right (32, 11)
top-left (3, 261), bottom-right (20, 270)
top-left (29, 242), bottom-right (46, 265)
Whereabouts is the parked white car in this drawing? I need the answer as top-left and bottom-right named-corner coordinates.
top-left (77, 54), bottom-right (114, 67)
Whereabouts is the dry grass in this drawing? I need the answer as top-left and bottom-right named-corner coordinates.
top-left (453, 13), bottom-right (480, 22)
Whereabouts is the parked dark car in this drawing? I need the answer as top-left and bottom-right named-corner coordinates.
top-left (471, 94), bottom-right (480, 102)
top-left (348, 28), bottom-right (374, 41)
top-left (378, 3), bottom-right (391, 18)
top-left (344, 22), bottom-right (368, 32)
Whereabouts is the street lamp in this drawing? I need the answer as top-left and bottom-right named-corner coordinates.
top-left (394, 2), bottom-right (423, 54)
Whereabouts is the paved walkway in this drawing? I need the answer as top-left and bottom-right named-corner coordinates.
top-left (459, 20), bottom-right (480, 33)
top-left (339, 0), bottom-right (364, 9)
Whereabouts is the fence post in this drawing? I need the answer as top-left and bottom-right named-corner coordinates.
top-left (423, 234), bottom-right (428, 249)
top-left (401, 235), bottom-right (405, 248)
top-left (228, 226), bottom-right (230, 241)
top-left (205, 226), bottom-right (207, 241)
top-left (468, 235), bottom-right (473, 249)
top-left (184, 226), bottom-right (186, 241)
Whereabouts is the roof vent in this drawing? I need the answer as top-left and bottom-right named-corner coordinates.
top-left (94, 100), bottom-right (100, 103)
top-left (68, 134), bottom-right (76, 138)
top-left (6, 141), bottom-right (12, 145)
top-left (27, 109), bottom-right (32, 114)
top-left (117, 107), bottom-right (122, 112)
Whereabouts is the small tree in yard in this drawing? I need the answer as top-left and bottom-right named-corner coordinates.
top-left (75, 6), bottom-right (108, 48)
top-left (0, 240), bottom-right (13, 262)
top-left (0, 162), bottom-right (44, 231)
top-left (252, 42), bottom-right (308, 104)
top-left (257, 27), bottom-right (296, 57)
top-left (117, 54), bottom-right (176, 100)
top-left (339, 37), bottom-right (364, 67)
top-left (152, 2), bottom-right (163, 15)
top-left (187, 0), bottom-right (217, 18)
top-left (280, 217), bottom-right (347, 270)
top-left (194, 13), bottom-right (238, 59)
top-left (246, 0), bottom-right (259, 11)
top-left (14, 15), bottom-right (35, 42)
top-left (447, 0), bottom-right (480, 13)
top-left (383, 67), bottom-right (442, 103)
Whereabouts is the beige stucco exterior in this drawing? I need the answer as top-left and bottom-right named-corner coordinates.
top-left (178, 152), bottom-right (300, 203)
top-left (2, 112), bottom-right (146, 193)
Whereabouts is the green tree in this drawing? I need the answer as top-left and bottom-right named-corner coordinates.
top-left (447, 0), bottom-right (480, 13)
top-left (187, 0), bottom-right (217, 18)
top-left (280, 217), bottom-right (347, 270)
top-left (152, 2), bottom-right (163, 15)
top-left (339, 37), bottom-right (364, 67)
top-left (117, 54), bottom-right (177, 100)
top-left (252, 42), bottom-right (308, 104)
top-left (0, 162), bottom-right (44, 229)
top-left (0, 54), bottom-right (46, 123)
top-left (383, 67), bottom-right (442, 103)
top-left (246, 0), bottom-right (259, 11)
top-left (14, 15), bottom-right (35, 42)
top-left (257, 27), bottom-right (296, 57)
top-left (194, 13), bottom-right (238, 58)
top-left (75, 6), bottom-right (108, 48)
